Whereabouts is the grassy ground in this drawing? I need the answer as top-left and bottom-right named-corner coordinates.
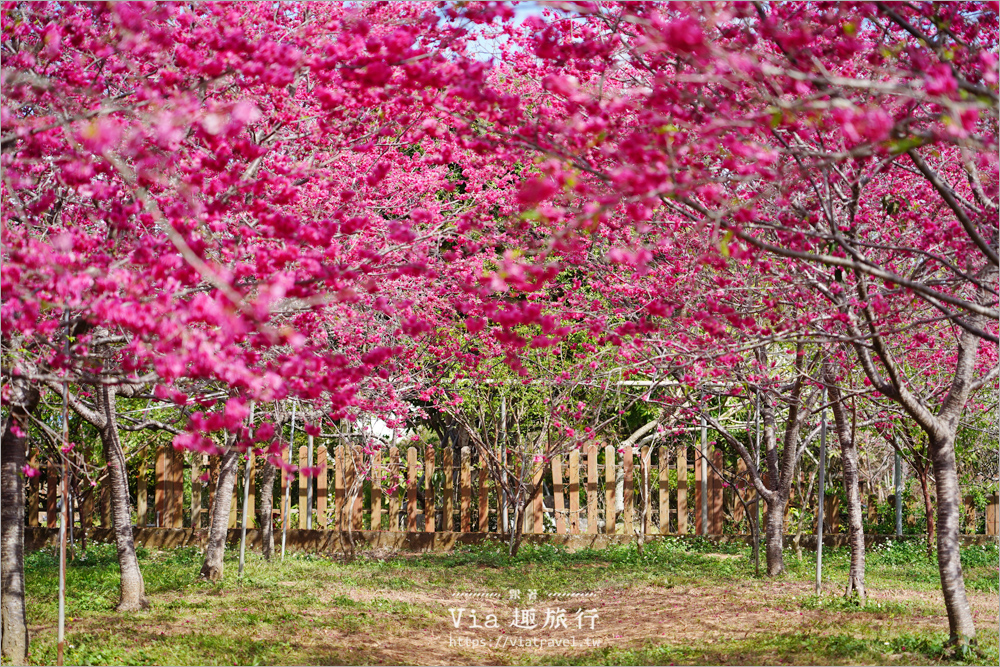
top-left (19, 538), bottom-right (999, 666)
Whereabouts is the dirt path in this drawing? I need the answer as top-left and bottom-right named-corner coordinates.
top-left (301, 580), bottom-right (998, 665)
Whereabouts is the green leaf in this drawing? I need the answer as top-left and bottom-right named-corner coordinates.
top-left (719, 230), bottom-right (733, 258)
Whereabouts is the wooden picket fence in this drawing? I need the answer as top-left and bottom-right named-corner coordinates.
top-left (25, 444), bottom-right (1000, 538)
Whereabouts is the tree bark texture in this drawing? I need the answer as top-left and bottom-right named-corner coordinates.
top-left (1, 379), bottom-right (37, 664)
top-left (201, 445), bottom-right (239, 581)
top-left (256, 459), bottom-right (277, 561)
top-left (95, 386), bottom-right (149, 611)
top-left (931, 432), bottom-right (977, 647)
top-left (827, 374), bottom-right (866, 601)
top-left (764, 495), bottom-right (786, 576)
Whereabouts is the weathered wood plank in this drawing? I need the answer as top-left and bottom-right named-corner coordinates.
top-left (552, 454), bottom-right (565, 534)
top-left (604, 445), bottom-right (615, 534)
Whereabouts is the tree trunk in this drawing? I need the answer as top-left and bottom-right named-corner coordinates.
top-left (827, 375), bottom-right (866, 601)
top-left (1, 379), bottom-right (37, 664)
top-left (507, 502), bottom-right (524, 558)
top-left (201, 446), bottom-right (238, 581)
top-left (256, 459), bottom-right (276, 560)
top-left (930, 432), bottom-right (977, 648)
top-left (841, 440), bottom-right (866, 600)
top-left (764, 495), bottom-right (786, 576)
top-left (95, 387), bottom-right (149, 611)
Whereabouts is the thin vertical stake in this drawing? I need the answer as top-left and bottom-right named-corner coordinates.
top-left (700, 396), bottom-right (708, 535)
top-left (281, 401), bottom-right (296, 561)
top-left (238, 403), bottom-right (255, 579)
top-left (58, 318), bottom-right (69, 667)
top-left (815, 399), bottom-right (827, 596)
top-left (754, 389), bottom-right (761, 577)
top-left (306, 434), bottom-right (314, 529)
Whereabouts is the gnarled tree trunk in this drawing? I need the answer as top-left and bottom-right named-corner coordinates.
top-left (1, 378), bottom-right (38, 664)
top-left (256, 459), bottom-right (276, 560)
top-left (930, 431), bottom-right (976, 646)
top-left (95, 386), bottom-right (149, 611)
top-left (763, 495), bottom-right (787, 576)
top-left (201, 444), bottom-right (238, 580)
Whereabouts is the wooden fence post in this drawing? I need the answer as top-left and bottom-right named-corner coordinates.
top-left (964, 495), bottom-right (977, 534)
top-left (347, 447), bottom-right (362, 531)
top-left (586, 444), bottom-right (597, 534)
top-left (190, 455), bottom-right (201, 529)
top-left (623, 445), bottom-right (634, 534)
top-left (335, 445), bottom-right (345, 530)
top-left (710, 449), bottom-right (724, 535)
top-left (478, 465), bottom-right (489, 532)
top-left (676, 445), bottom-right (687, 534)
top-left (80, 487), bottom-right (93, 536)
top-left (47, 465), bottom-right (59, 528)
top-left (640, 445), bottom-right (651, 535)
top-left (986, 494), bottom-right (998, 536)
top-left (569, 450), bottom-right (580, 534)
top-left (136, 458), bottom-right (148, 528)
top-left (406, 446), bottom-right (418, 531)
top-left (462, 447), bottom-right (473, 532)
top-left (658, 446), bottom-right (669, 534)
top-left (298, 446), bottom-right (308, 529)
top-left (99, 479), bottom-right (111, 528)
top-left (552, 454), bottom-right (565, 534)
top-left (246, 453), bottom-right (255, 528)
top-left (155, 447), bottom-right (166, 527)
top-left (172, 449), bottom-right (185, 528)
top-left (733, 457), bottom-right (747, 526)
top-left (442, 447), bottom-right (454, 532)
top-left (604, 445), bottom-right (616, 534)
top-left (27, 452), bottom-right (40, 527)
top-left (531, 456), bottom-right (543, 534)
top-left (317, 446), bottom-right (328, 529)
top-left (388, 446), bottom-right (400, 532)
top-left (424, 444), bottom-right (435, 533)
top-left (694, 446), bottom-right (703, 535)
top-left (229, 457), bottom-right (239, 529)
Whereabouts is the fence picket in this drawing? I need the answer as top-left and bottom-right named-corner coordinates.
top-left (407, 446), bottom-right (418, 531)
top-left (442, 448), bottom-right (454, 532)
top-left (676, 445), bottom-right (687, 534)
top-left (658, 446), bottom-right (669, 534)
top-left (462, 447), bottom-right (472, 532)
top-left (587, 444), bottom-right (597, 534)
top-left (424, 444), bottom-right (435, 533)
top-left (552, 454), bottom-right (565, 534)
top-left (317, 446), bottom-right (328, 529)
top-left (478, 465), bottom-right (489, 532)
top-left (569, 450), bottom-right (580, 534)
top-left (388, 447), bottom-right (400, 532)
top-left (605, 445), bottom-right (615, 534)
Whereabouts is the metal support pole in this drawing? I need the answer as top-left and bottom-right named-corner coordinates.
top-left (700, 406), bottom-right (708, 536)
top-left (238, 403), bottom-right (255, 579)
top-left (894, 451), bottom-right (903, 538)
top-left (753, 389), bottom-right (761, 576)
top-left (58, 319), bottom-right (69, 667)
top-left (281, 401), bottom-right (297, 562)
top-left (501, 393), bottom-right (508, 534)
top-left (815, 399), bottom-right (827, 596)
top-left (306, 434), bottom-right (314, 529)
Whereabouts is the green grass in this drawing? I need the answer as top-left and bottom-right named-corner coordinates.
top-left (17, 539), bottom-right (999, 666)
